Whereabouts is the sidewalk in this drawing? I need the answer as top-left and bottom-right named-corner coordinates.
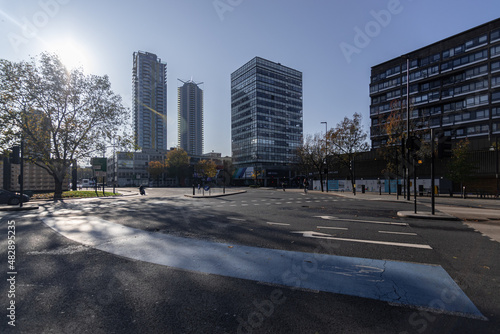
top-left (267, 187), bottom-right (500, 221)
top-left (308, 189), bottom-right (500, 243)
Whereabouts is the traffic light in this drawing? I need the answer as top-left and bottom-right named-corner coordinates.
top-left (438, 137), bottom-right (452, 159)
top-left (10, 146), bottom-right (20, 164)
top-left (406, 136), bottom-right (421, 152)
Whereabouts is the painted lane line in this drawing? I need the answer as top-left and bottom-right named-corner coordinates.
top-left (41, 216), bottom-right (484, 319)
top-left (379, 231), bottom-right (418, 236)
top-left (228, 217), bottom-right (246, 221)
top-left (317, 226), bottom-right (348, 231)
top-left (314, 216), bottom-right (407, 226)
top-left (292, 231), bottom-right (431, 250)
top-left (266, 222), bottom-right (291, 226)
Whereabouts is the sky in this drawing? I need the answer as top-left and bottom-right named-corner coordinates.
top-left (1, 0), bottom-right (499, 157)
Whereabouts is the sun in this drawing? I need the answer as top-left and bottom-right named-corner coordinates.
top-left (46, 39), bottom-right (91, 72)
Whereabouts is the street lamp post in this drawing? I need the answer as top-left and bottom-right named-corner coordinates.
top-left (495, 136), bottom-right (498, 198)
top-left (405, 56), bottom-right (411, 201)
top-left (321, 121), bottom-right (328, 193)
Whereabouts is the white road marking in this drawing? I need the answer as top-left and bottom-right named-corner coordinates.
top-left (40, 216), bottom-right (483, 318)
top-left (378, 231), bottom-right (418, 236)
top-left (267, 222), bottom-right (290, 226)
top-left (317, 226), bottom-right (349, 231)
top-left (314, 216), bottom-right (407, 226)
top-left (292, 231), bottom-right (431, 249)
top-left (228, 217), bottom-right (245, 221)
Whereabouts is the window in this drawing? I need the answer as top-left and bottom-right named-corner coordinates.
top-left (493, 76), bottom-right (500, 88)
top-left (454, 45), bottom-right (465, 55)
top-left (465, 34), bottom-right (488, 50)
top-left (475, 109), bottom-right (489, 119)
top-left (430, 106), bottom-right (441, 115)
top-left (443, 48), bottom-right (454, 59)
top-left (493, 91), bottom-right (500, 102)
top-left (466, 94), bottom-right (488, 106)
top-left (492, 45), bottom-right (500, 57)
top-left (493, 61), bottom-right (500, 72)
top-left (441, 61), bottom-right (452, 71)
top-left (492, 29), bottom-right (500, 42)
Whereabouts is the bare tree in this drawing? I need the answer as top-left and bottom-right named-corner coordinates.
top-left (0, 53), bottom-right (131, 198)
top-left (328, 113), bottom-right (369, 194)
top-left (296, 133), bottom-right (326, 191)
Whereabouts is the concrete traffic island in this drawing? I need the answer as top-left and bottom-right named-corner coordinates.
top-left (397, 210), bottom-right (459, 220)
top-left (184, 189), bottom-right (247, 198)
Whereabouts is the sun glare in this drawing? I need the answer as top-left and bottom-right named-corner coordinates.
top-left (46, 39), bottom-right (91, 72)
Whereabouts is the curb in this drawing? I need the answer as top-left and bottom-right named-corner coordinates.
top-left (397, 211), bottom-right (459, 221)
top-left (184, 190), bottom-right (247, 198)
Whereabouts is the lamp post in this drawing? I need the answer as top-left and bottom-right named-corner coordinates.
top-left (321, 121), bottom-right (328, 192)
top-left (495, 136), bottom-right (498, 198)
top-left (404, 55), bottom-right (411, 201)
top-left (492, 136), bottom-right (499, 197)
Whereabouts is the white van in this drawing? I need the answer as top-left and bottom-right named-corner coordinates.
top-left (81, 179), bottom-right (95, 188)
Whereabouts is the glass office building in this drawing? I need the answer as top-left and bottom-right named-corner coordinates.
top-left (178, 80), bottom-right (204, 156)
top-left (370, 18), bottom-right (500, 150)
top-left (231, 57), bottom-right (303, 168)
top-left (133, 51), bottom-right (168, 151)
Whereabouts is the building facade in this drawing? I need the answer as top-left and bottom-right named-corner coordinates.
top-left (112, 149), bottom-right (174, 187)
top-left (370, 18), bottom-right (500, 150)
top-left (178, 80), bottom-right (204, 156)
top-left (231, 57), bottom-right (303, 171)
top-left (133, 51), bottom-right (168, 151)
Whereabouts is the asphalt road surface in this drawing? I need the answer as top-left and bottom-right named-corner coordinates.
top-left (0, 187), bottom-right (498, 333)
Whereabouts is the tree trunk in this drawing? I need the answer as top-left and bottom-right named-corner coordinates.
top-left (53, 174), bottom-right (63, 199)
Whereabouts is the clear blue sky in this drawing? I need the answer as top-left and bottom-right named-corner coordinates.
top-left (1, 0), bottom-right (499, 156)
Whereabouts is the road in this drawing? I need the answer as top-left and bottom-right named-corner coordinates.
top-left (0, 187), bottom-right (499, 333)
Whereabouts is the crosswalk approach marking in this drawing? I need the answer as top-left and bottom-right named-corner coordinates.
top-left (41, 216), bottom-right (485, 320)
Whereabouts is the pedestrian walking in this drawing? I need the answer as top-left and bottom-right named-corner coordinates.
top-left (282, 182), bottom-right (286, 192)
top-left (303, 178), bottom-right (309, 194)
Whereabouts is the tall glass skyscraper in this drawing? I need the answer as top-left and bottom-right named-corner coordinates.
top-left (132, 51), bottom-right (167, 151)
top-left (231, 57), bottom-right (303, 168)
top-left (178, 79), bottom-right (204, 156)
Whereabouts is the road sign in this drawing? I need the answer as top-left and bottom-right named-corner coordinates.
top-left (91, 157), bottom-right (107, 172)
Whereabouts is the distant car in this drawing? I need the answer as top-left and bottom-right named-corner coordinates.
top-left (0, 189), bottom-right (30, 205)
